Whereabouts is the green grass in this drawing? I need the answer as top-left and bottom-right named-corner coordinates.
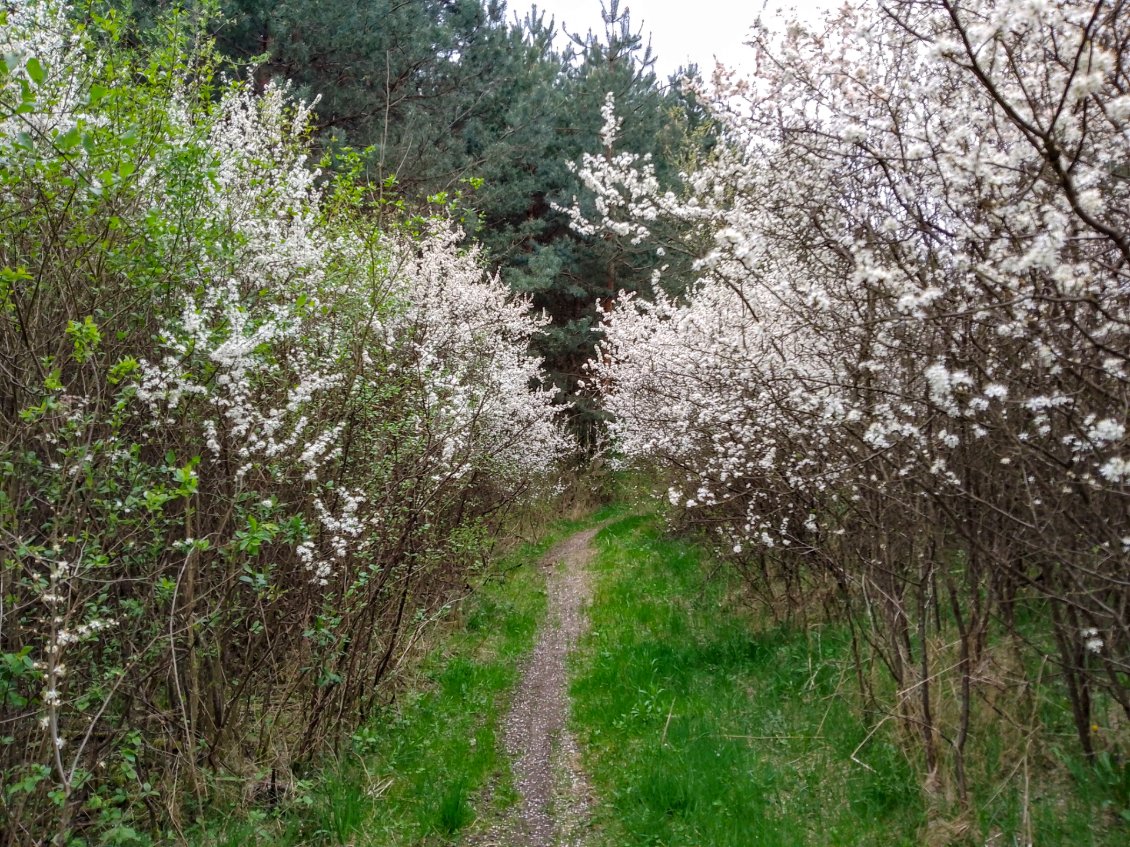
top-left (189, 506), bottom-right (623, 847)
top-left (572, 514), bottom-right (925, 846)
top-left (190, 501), bottom-right (1126, 847)
top-left (572, 513), bottom-right (1129, 847)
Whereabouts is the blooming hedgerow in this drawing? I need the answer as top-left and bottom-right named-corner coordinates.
top-left (577, 0), bottom-right (1129, 805)
top-left (0, 2), bottom-right (571, 841)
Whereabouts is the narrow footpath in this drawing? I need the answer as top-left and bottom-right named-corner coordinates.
top-left (474, 528), bottom-right (599, 847)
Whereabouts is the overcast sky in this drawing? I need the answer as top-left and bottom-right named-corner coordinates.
top-left (515, 1), bottom-right (842, 78)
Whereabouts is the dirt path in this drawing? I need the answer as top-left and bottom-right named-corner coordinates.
top-left (473, 528), bottom-right (599, 847)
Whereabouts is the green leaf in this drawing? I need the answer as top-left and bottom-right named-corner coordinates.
top-left (25, 56), bottom-right (45, 86)
top-left (87, 83), bottom-right (108, 106)
top-left (101, 824), bottom-right (146, 846)
top-left (56, 126), bottom-right (82, 152)
top-left (65, 315), bottom-right (101, 363)
top-left (5, 764), bottom-right (50, 798)
top-left (144, 488), bottom-right (172, 512)
top-left (107, 356), bottom-right (138, 385)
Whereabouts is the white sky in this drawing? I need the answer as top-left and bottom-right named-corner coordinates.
top-left (515, 1), bottom-right (842, 78)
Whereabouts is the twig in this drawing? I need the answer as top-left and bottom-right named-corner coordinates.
top-left (716, 734), bottom-right (814, 741)
top-left (849, 713), bottom-right (896, 773)
top-left (661, 697), bottom-right (676, 745)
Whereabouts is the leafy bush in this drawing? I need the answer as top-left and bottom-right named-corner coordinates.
top-left (0, 2), bottom-right (570, 842)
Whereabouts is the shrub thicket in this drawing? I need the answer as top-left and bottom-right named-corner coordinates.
top-left (581, 0), bottom-right (1130, 827)
top-left (0, 3), bottom-right (570, 842)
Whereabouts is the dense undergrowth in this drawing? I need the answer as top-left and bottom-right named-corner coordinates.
top-left (0, 3), bottom-right (570, 843)
top-left (186, 504), bottom-right (613, 847)
top-left (189, 505), bottom-right (1128, 847)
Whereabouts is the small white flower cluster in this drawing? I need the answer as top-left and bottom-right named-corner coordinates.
top-left (51, 617), bottom-right (117, 650)
top-left (1081, 627), bottom-right (1104, 654)
top-left (0, 0), bottom-right (99, 147)
top-left (555, 92), bottom-right (692, 249)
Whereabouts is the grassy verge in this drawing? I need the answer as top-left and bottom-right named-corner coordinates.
top-left (190, 508), bottom-right (611, 847)
top-left (572, 514), bottom-right (1125, 846)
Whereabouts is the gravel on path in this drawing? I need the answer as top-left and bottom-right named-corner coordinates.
top-left (472, 528), bottom-right (599, 847)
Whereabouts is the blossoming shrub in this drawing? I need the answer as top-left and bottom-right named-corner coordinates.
top-left (0, 2), bottom-right (570, 841)
top-left (583, 0), bottom-right (1129, 814)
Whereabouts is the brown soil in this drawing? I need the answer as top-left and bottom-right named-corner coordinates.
top-left (469, 528), bottom-right (599, 847)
